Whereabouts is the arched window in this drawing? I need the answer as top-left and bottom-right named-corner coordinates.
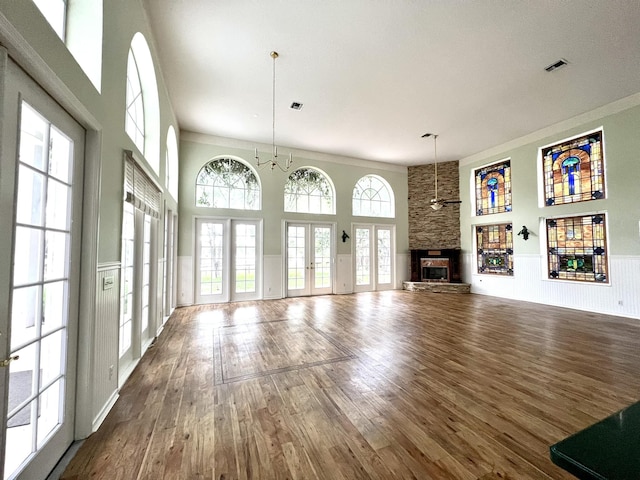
top-left (196, 157), bottom-right (260, 210)
top-left (166, 126), bottom-right (179, 200)
top-left (125, 48), bottom-right (145, 152)
top-left (284, 167), bottom-right (335, 214)
top-left (352, 175), bottom-right (394, 218)
top-left (125, 33), bottom-right (160, 174)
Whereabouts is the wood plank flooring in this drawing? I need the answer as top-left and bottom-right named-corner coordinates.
top-left (61, 292), bottom-right (640, 479)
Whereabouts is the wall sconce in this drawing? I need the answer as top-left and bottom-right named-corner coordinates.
top-left (341, 230), bottom-right (350, 243)
top-left (517, 225), bottom-right (530, 240)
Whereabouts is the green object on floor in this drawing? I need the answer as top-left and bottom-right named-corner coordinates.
top-left (550, 401), bottom-right (640, 479)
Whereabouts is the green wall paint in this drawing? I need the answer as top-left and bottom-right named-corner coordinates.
top-left (178, 137), bottom-right (408, 258)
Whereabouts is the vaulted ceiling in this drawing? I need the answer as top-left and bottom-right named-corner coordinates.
top-left (142, 0), bottom-right (640, 166)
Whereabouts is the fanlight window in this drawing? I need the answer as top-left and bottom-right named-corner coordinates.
top-left (475, 160), bottom-right (511, 215)
top-left (125, 48), bottom-right (145, 153)
top-left (546, 214), bottom-right (608, 283)
top-left (476, 223), bottom-right (513, 275)
top-left (542, 130), bottom-right (605, 206)
top-left (196, 158), bottom-right (260, 210)
top-left (352, 175), bottom-right (394, 218)
top-left (284, 168), bottom-right (335, 214)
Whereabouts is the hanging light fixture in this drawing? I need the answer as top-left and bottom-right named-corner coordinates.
top-left (421, 132), bottom-right (462, 210)
top-left (255, 51), bottom-right (293, 171)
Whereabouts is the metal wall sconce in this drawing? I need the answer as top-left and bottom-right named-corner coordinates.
top-left (517, 225), bottom-right (530, 240)
top-left (341, 230), bottom-right (350, 242)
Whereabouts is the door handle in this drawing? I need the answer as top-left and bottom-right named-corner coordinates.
top-left (0, 355), bottom-right (19, 367)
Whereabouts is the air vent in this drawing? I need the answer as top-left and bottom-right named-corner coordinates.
top-left (545, 59), bottom-right (568, 72)
top-left (290, 102), bottom-right (303, 110)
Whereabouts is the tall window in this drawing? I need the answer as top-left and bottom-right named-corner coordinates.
top-left (475, 160), bottom-right (511, 215)
top-left (125, 33), bottom-right (160, 174)
top-left (196, 157), bottom-right (260, 210)
top-left (165, 126), bottom-right (179, 200)
top-left (546, 214), bottom-right (608, 283)
top-left (352, 175), bottom-right (394, 217)
top-left (125, 48), bottom-right (145, 153)
top-left (284, 167), bottom-right (335, 214)
top-left (542, 130), bottom-right (605, 206)
top-left (476, 223), bottom-right (514, 275)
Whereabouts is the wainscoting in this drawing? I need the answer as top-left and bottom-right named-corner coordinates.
top-left (92, 264), bottom-right (120, 429)
top-left (463, 253), bottom-right (640, 319)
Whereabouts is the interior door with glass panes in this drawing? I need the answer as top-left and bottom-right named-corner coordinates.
top-left (195, 218), bottom-right (261, 304)
top-left (353, 225), bottom-right (395, 292)
top-left (286, 223), bottom-right (333, 297)
top-left (0, 58), bottom-right (84, 480)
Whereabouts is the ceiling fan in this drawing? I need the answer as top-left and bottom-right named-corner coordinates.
top-left (422, 133), bottom-right (462, 210)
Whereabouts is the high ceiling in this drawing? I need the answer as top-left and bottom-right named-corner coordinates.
top-left (142, 0), bottom-right (640, 166)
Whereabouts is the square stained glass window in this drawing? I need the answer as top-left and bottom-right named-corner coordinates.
top-left (542, 131), bottom-right (605, 206)
top-left (475, 160), bottom-right (511, 215)
top-left (476, 223), bottom-right (513, 275)
top-left (546, 214), bottom-right (608, 283)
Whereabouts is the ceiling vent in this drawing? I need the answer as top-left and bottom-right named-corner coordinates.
top-left (545, 59), bottom-right (568, 72)
top-left (290, 102), bottom-right (303, 110)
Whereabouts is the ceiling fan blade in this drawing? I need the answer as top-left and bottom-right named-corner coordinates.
top-left (443, 200), bottom-right (462, 204)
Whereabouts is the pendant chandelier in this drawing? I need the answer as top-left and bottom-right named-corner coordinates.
top-left (255, 51), bottom-right (293, 171)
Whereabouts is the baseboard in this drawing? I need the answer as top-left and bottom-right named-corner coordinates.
top-left (92, 390), bottom-right (119, 433)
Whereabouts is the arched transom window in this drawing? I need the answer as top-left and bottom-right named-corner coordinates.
top-left (125, 47), bottom-right (145, 153)
top-left (196, 157), bottom-right (260, 210)
top-left (284, 167), bottom-right (335, 214)
top-left (352, 175), bottom-right (394, 218)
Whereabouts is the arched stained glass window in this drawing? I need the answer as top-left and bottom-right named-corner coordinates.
top-left (542, 130), bottom-right (605, 206)
top-left (546, 214), bottom-right (608, 283)
top-left (476, 223), bottom-right (513, 275)
top-left (125, 48), bottom-right (145, 153)
top-left (475, 160), bottom-right (511, 215)
top-left (352, 175), bottom-right (394, 218)
top-left (284, 167), bottom-right (335, 214)
top-left (196, 157), bottom-right (260, 210)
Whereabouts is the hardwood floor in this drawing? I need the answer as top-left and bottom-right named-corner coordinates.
top-left (62, 292), bottom-right (640, 479)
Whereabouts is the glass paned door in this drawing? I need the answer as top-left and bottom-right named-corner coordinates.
top-left (353, 225), bottom-right (395, 292)
top-left (195, 218), bottom-right (261, 304)
top-left (2, 62), bottom-right (84, 480)
top-left (286, 223), bottom-right (334, 297)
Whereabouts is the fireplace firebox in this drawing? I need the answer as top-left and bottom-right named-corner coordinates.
top-left (420, 258), bottom-right (450, 282)
top-left (410, 249), bottom-right (461, 283)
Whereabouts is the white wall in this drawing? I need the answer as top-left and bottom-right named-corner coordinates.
top-left (460, 95), bottom-right (640, 319)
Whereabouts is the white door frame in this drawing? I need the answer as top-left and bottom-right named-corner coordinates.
top-left (283, 221), bottom-right (336, 297)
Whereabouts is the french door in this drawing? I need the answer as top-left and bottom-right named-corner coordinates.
top-left (353, 224), bottom-right (395, 292)
top-left (286, 223), bottom-right (334, 297)
top-left (0, 58), bottom-right (84, 480)
top-left (195, 218), bottom-right (262, 303)
top-left (119, 206), bottom-right (157, 384)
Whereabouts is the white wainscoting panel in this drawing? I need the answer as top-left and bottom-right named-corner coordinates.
top-left (463, 253), bottom-right (640, 319)
top-left (264, 255), bottom-right (283, 299)
top-left (177, 255), bottom-right (193, 306)
top-left (396, 253), bottom-right (410, 289)
top-left (336, 254), bottom-right (353, 294)
top-left (93, 265), bottom-right (120, 430)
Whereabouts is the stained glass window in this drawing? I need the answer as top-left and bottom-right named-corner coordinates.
top-left (475, 160), bottom-right (511, 215)
top-left (546, 214), bottom-right (608, 283)
top-left (476, 223), bottom-right (513, 275)
top-left (542, 130), bottom-right (605, 206)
